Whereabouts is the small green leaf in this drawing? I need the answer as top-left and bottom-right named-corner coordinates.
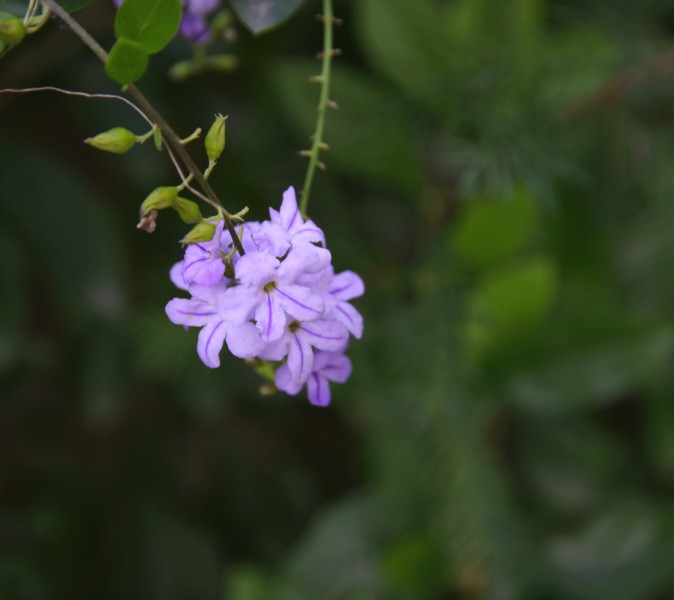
top-left (115, 0), bottom-right (181, 53)
top-left (105, 37), bottom-right (150, 85)
top-left (230, 0), bottom-right (306, 35)
top-left (452, 185), bottom-right (537, 269)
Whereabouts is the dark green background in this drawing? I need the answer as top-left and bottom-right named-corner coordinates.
top-left (3, 0), bottom-right (674, 597)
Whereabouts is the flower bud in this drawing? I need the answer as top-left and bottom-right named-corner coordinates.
top-left (173, 197), bottom-right (203, 224)
top-left (84, 127), bottom-right (138, 154)
top-left (206, 54), bottom-right (238, 73)
top-left (140, 186), bottom-right (178, 214)
top-left (181, 221), bottom-right (217, 245)
top-left (0, 14), bottom-right (25, 46)
top-left (204, 114), bottom-right (227, 162)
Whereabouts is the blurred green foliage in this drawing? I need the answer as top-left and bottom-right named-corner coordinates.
top-left (4, 0), bottom-right (674, 598)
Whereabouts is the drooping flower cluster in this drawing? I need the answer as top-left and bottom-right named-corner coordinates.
top-left (165, 187), bottom-right (364, 406)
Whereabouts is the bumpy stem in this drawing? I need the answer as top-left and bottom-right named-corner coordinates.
top-left (38, 0), bottom-right (245, 255)
top-left (300, 0), bottom-right (335, 217)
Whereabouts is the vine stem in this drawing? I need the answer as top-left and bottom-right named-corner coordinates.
top-left (38, 0), bottom-right (245, 255)
top-left (300, 0), bottom-right (334, 217)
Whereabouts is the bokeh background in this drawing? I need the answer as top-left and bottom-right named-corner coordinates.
top-left (3, 0), bottom-right (674, 597)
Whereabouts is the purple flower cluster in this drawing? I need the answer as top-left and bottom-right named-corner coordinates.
top-left (166, 187), bottom-right (364, 406)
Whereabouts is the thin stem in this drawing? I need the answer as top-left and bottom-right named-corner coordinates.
top-left (300, 0), bottom-right (334, 217)
top-left (38, 0), bottom-right (245, 255)
top-left (0, 86), bottom-right (153, 126)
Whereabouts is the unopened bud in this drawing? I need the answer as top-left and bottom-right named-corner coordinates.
top-left (181, 221), bottom-right (216, 245)
top-left (206, 54), bottom-right (238, 72)
top-left (173, 197), bottom-right (202, 224)
top-left (204, 114), bottom-right (227, 161)
top-left (0, 13), bottom-right (25, 46)
top-left (140, 186), bottom-right (177, 214)
top-left (85, 127), bottom-right (137, 154)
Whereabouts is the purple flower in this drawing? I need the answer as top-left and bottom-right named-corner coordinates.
top-left (276, 351), bottom-right (352, 407)
top-left (270, 187), bottom-right (325, 246)
top-left (259, 318), bottom-right (348, 386)
top-left (164, 186), bottom-right (364, 407)
top-left (298, 267), bottom-right (365, 339)
top-left (219, 245), bottom-right (327, 341)
top-left (166, 282), bottom-right (264, 367)
top-left (181, 220), bottom-right (226, 285)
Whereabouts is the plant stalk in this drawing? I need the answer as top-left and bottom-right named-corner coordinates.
top-left (38, 0), bottom-right (245, 255)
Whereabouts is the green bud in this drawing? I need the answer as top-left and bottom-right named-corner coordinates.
top-left (173, 197), bottom-right (203, 224)
top-left (140, 186), bottom-right (178, 214)
top-left (206, 54), bottom-right (238, 73)
top-left (204, 114), bottom-right (227, 162)
top-left (181, 221), bottom-right (217, 245)
top-left (0, 14), bottom-right (25, 46)
top-left (84, 127), bottom-right (138, 154)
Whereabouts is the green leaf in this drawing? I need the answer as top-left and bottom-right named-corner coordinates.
top-left (0, 0), bottom-right (98, 16)
top-left (452, 185), bottom-right (538, 269)
top-left (230, 0), bottom-right (306, 35)
top-left (464, 256), bottom-right (558, 360)
top-left (114, 0), bottom-right (181, 53)
top-left (105, 37), bottom-right (150, 85)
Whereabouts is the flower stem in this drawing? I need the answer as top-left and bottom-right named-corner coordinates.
top-left (300, 0), bottom-right (335, 218)
top-left (38, 0), bottom-right (245, 255)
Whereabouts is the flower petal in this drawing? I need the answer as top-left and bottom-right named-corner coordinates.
top-left (279, 186), bottom-right (301, 231)
top-left (235, 252), bottom-right (279, 287)
top-left (258, 335), bottom-right (289, 361)
top-left (218, 285), bottom-right (258, 325)
top-left (292, 219), bottom-right (325, 245)
top-left (307, 373), bottom-right (331, 407)
top-left (299, 320), bottom-right (349, 353)
top-left (333, 301), bottom-right (363, 339)
top-left (287, 331), bottom-right (314, 385)
top-left (197, 319), bottom-right (229, 368)
top-left (278, 244), bottom-right (324, 282)
top-left (250, 222), bottom-right (291, 257)
top-left (166, 298), bottom-right (216, 327)
top-left (275, 364), bottom-right (303, 395)
top-left (330, 270), bottom-right (365, 301)
top-left (276, 283), bottom-right (325, 321)
top-left (315, 351), bottom-right (352, 383)
top-left (225, 322), bottom-right (265, 358)
top-left (170, 261), bottom-right (188, 291)
top-left (255, 291), bottom-right (286, 341)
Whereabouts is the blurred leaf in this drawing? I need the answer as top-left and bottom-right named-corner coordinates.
top-left (270, 60), bottom-right (422, 193)
top-left (546, 501), bottom-right (674, 600)
top-left (0, 137), bottom-right (127, 329)
top-left (464, 256), bottom-right (558, 360)
top-left (105, 37), bottom-right (150, 85)
top-left (452, 185), bottom-right (538, 269)
top-left (354, 0), bottom-right (450, 102)
top-left (642, 385), bottom-right (674, 484)
top-left (230, 0), bottom-right (306, 35)
top-left (382, 536), bottom-right (445, 600)
top-left (114, 0), bottom-right (181, 53)
top-left (224, 566), bottom-right (271, 600)
top-left (519, 419), bottom-right (630, 515)
top-left (507, 324), bottom-right (674, 415)
top-left (280, 496), bottom-right (383, 599)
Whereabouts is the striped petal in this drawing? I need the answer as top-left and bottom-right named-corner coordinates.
top-left (197, 319), bottom-right (229, 368)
